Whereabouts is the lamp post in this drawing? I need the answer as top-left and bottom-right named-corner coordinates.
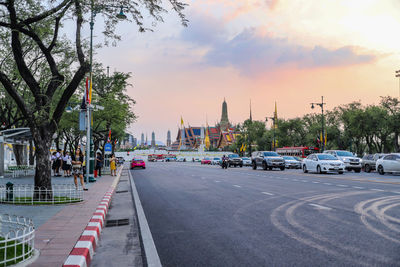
top-left (87, 1), bottom-right (127, 181)
top-left (310, 96), bottom-right (326, 152)
top-left (395, 70), bottom-right (400, 98)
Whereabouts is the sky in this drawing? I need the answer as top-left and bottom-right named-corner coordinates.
top-left (93, 0), bottom-right (400, 143)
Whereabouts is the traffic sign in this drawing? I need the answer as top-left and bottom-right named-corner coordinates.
top-left (104, 143), bottom-right (112, 154)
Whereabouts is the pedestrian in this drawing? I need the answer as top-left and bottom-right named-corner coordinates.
top-left (71, 148), bottom-right (88, 191)
top-left (62, 152), bottom-right (72, 177)
top-left (51, 152), bottom-right (57, 176)
top-left (110, 153), bottom-right (117, 176)
top-left (55, 149), bottom-right (62, 176)
top-left (95, 152), bottom-right (103, 177)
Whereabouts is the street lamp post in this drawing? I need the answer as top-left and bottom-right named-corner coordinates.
top-left (87, 1), bottom-right (127, 181)
top-left (310, 96), bottom-right (326, 152)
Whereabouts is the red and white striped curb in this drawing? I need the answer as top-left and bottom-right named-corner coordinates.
top-left (63, 190), bottom-right (114, 267)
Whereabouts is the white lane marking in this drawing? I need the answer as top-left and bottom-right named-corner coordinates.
top-left (215, 180), bottom-right (221, 183)
top-left (392, 191), bottom-right (400, 194)
top-left (309, 204), bottom-right (332, 211)
top-left (312, 182), bottom-right (320, 184)
top-left (323, 183), bottom-right (332, 185)
top-left (233, 185), bottom-right (241, 188)
top-left (337, 184), bottom-right (348, 187)
top-left (283, 178), bottom-right (288, 180)
top-left (353, 186), bottom-right (364, 189)
top-left (301, 180), bottom-right (308, 183)
top-left (261, 192), bottom-right (274, 196)
top-left (371, 188), bottom-right (384, 192)
top-left (293, 179), bottom-right (299, 181)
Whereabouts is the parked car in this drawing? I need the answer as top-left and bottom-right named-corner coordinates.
top-left (251, 151), bottom-right (285, 170)
top-left (116, 157), bottom-right (125, 165)
top-left (302, 153), bottom-right (345, 174)
top-left (241, 157), bottom-right (252, 166)
top-left (211, 157), bottom-right (222, 165)
top-left (282, 156), bottom-right (301, 169)
top-left (376, 153), bottom-right (400, 175)
top-left (362, 153), bottom-right (386, 173)
top-left (324, 150), bottom-right (361, 172)
top-left (131, 158), bottom-right (146, 169)
top-left (177, 157), bottom-right (186, 162)
top-left (201, 157), bottom-right (212, 165)
top-left (227, 154), bottom-right (243, 167)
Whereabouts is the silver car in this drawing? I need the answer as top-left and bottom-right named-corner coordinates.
top-left (282, 156), bottom-right (301, 169)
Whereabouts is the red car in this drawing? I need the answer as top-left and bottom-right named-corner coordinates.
top-left (201, 157), bottom-right (212, 165)
top-left (131, 158), bottom-right (146, 169)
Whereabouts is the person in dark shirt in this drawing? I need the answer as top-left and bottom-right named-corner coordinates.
top-left (71, 148), bottom-right (88, 191)
top-left (95, 152), bottom-right (104, 177)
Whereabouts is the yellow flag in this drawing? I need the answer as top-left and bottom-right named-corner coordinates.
top-left (274, 102), bottom-right (278, 129)
top-left (240, 143), bottom-right (244, 152)
top-left (181, 116), bottom-right (184, 126)
top-left (325, 132), bottom-right (327, 145)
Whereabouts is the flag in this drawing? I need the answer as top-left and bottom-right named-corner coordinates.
top-left (243, 144), bottom-right (247, 151)
top-left (324, 132), bottom-right (327, 146)
top-left (85, 77), bottom-right (90, 104)
top-left (108, 129), bottom-right (111, 142)
top-left (320, 132), bottom-right (323, 145)
top-left (240, 143), bottom-right (244, 152)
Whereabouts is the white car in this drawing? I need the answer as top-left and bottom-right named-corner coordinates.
top-left (241, 157), bottom-right (252, 166)
top-left (282, 156), bottom-right (301, 169)
top-left (324, 150), bottom-right (361, 172)
top-left (303, 153), bottom-right (345, 174)
top-left (211, 157), bottom-right (222, 165)
top-left (376, 153), bottom-right (400, 175)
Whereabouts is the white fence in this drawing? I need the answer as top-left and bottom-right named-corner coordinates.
top-left (0, 214), bottom-right (35, 266)
top-left (0, 184), bottom-right (84, 205)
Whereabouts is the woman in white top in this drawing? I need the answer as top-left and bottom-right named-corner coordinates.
top-left (62, 152), bottom-right (72, 177)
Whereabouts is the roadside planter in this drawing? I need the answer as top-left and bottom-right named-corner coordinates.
top-left (0, 184), bottom-right (83, 205)
top-left (0, 214), bottom-right (35, 266)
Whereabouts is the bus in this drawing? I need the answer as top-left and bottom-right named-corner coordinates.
top-left (148, 154), bottom-right (177, 162)
top-left (276, 146), bottom-right (319, 158)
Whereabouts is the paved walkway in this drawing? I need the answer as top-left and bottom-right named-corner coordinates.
top-left (27, 168), bottom-right (122, 266)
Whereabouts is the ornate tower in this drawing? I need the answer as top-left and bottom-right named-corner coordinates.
top-left (167, 130), bottom-right (171, 147)
top-left (220, 98), bottom-right (230, 130)
top-left (249, 99), bottom-right (253, 121)
top-left (151, 132), bottom-right (156, 147)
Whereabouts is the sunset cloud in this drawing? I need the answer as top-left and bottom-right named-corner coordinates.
top-left (203, 29), bottom-right (375, 75)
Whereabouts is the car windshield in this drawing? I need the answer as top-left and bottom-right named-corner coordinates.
top-left (242, 157), bottom-right (250, 160)
top-left (264, 152), bottom-right (279, 157)
top-left (336, 151), bottom-right (354, 157)
top-left (283, 156), bottom-right (295, 160)
top-left (317, 154), bottom-right (337, 160)
top-left (214, 158), bottom-right (221, 160)
top-left (229, 154), bottom-right (239, 158)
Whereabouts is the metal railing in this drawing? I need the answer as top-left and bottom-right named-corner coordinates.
top-left (6, 166), bottom-right (35, 178)
top-left (0, 184), bottom-right (84, 205)
top-left (0, 214), bottom-right (35, 266)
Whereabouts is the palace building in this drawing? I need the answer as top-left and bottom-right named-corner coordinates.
top-left (170, 99), bottom-right (239, 150)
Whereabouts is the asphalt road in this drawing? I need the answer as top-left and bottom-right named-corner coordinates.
top-left (131, 162), bottom-right (400, 267)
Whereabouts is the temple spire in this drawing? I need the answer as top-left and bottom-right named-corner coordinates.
top-left (220, 98), bottom-right (229, 130)
top-left (249, 99), bottom-right (252, 121)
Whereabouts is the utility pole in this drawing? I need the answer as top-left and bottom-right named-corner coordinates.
top-left (311, 96), bottom-right (326, 152)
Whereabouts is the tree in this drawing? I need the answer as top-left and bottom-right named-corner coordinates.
top-left (0, 0), bottom-right (187, 193)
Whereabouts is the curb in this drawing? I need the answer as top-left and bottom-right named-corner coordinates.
top-left (62, 167), bottom-right (123, 267)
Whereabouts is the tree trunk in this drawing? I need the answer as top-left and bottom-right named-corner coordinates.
top-left (29, 139), bottom-right (35, 166)
top-left (13, 144), bottom-right (24, 166)
top-left (394, 132), bottom-right (399, 152)
top-left (31, 127), bottom-right (53, 199)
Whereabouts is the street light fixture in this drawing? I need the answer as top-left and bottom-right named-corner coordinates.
top-left (87, 1), bottom-right (127, 181)
top-left (310, 96), bottom-right (326, 152)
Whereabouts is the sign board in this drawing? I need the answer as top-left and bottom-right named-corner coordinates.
top-left (104, 143), bottom-right (112, 154)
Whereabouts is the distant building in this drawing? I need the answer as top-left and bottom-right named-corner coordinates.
top-left (140, 133), bottom-right (144, 146)
top-left (167, 130), bottom-right (171, 147)
top-left (151, 132), bottom-right (156, 147)
top-left (171, 99), bottom-right (239, 150)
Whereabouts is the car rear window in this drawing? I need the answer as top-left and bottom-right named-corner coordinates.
top-left (264, 152), bottom-right (279, 157)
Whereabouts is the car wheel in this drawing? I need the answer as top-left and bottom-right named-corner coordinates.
top-left (303, 165), bottom-right (308, 173)
top-left (364, 165), bottom-right (371, 173)
top-left (143, 167), bottom-right (146, 169)
top-left (338, 171), bottom-right (343, 174)
top-left (252, 162), bottom-right (257, 170)
top-left (280, 166), bottom-right (285, 171)
top-left (262, 161), bottom-right (268, 170)
top-left (378, 165), bottom-right (385, 175)
top-left (354, 168), bottom-right (361, 173)
top-left (240, 164), bottom-right (243, 168)
top-left (317, 165), bottom-right (323, 174)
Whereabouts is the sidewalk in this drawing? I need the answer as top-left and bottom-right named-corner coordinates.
top-left (20, 168), bottom-right (123, 266)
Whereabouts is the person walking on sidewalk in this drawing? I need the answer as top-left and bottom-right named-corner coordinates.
top-left (63, 152), bottom-right (72, 177)
top-left (110, 153), bottom-right (117, 176)
top-left (95, 152), bottom-right (103, 177)
top-left (71, 148), bottom-right (88, 191)
top-left (55, 149), bottom-right (63, 176)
